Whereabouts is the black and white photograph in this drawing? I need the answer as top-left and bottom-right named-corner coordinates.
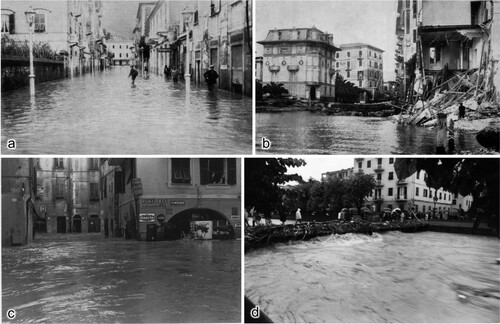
top-left (244, 157), bottom-right (500, 323)
top-left (255, 0), bottom-right (500, 155)
top-left (2, 157), bottom-right (242, 322)
top-left (1, 0), bottom-right (252, 155)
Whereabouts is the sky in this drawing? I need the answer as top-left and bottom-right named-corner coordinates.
top-left (101, 0), bottom-right (141, 39)
top-left (286, 156), bottom-right (355, 183)
top-left (255, 0), bottom-right (399, 81)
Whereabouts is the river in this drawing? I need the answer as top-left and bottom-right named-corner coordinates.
top-left (245, 231), bottom-right (500, 323)
top-left (256, 111), bottom-right (484, 154)
top-left (2, 234), bottom-right (240, 323)
top-left (1, 67), bottom-right (252, 155)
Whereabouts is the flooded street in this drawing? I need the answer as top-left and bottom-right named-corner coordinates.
top-left (2, 234), bottom-right (240, 323)
top-left (256, 112), bottom-right (484, 154)
top-left (1, 67), bottom-right (251, 155)
top-left (246, 231), bottom-right (500, 323)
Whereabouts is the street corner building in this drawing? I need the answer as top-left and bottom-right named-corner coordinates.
top-left (257, 27), bottom-right (341, 101)
top-left (1, 0), bottom-right (109, 91)
top-left (101, 158), bottom-right (242, 241)
top-left (133, 0), bottom-right (252, 96)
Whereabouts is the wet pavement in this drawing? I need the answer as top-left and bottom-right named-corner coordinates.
top-left (256, 111), bottom-right (484, 154)
top-left (1, 67), bottom-right (252, 155)
top-left (2, 234), bottom-right (241, 323)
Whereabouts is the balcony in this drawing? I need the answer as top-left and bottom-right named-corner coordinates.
top-left (374, 164), bottom-right (384, 172)
top-left (374, 195), bottom-right (384, 202)
top-left (395, 195), bottom-right (408, 201)
top-left (397, 179), bottom-right (407, 185)
top-left (375, 180), bottom-right (384, 187)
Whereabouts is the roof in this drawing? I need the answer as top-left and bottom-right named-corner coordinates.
top-left (338, 43), bottom-right (385, 53)
top-left (258, 27), bottom-right (341, 51)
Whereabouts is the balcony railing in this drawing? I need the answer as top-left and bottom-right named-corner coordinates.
top-left (374, 195), bottom-right (384, 202)
top-left (395, 195), bottom-right (408, 201)
top-left (374, 164), bottom-right (384, 172)
top-left (375, 180), bottom-right (384, 187)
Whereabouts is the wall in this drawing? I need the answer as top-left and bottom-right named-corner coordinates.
top-left (422, 0), bottom-right (471, 26)
top-left (1, 57), bottom-right (65, 91)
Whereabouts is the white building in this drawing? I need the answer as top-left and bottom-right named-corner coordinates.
top-left (108, 40), bottom-right (134, 66)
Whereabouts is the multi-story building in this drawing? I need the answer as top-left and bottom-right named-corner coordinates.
top-left (136, 0), bottom-right (252, 96)
top-left (321, 168), bottom-right (354, 181)
top-left (2, 158), bottom-right (37, 246)
top-left (353, 157), bottom-right (471, 216)
top-left (100, 158), bottom-right (241, 241)
top-left (32, 158), bottom-right (101, 234)
top-left (108, 39), bottom-right (134, 66)
top-left (1, 0), bottom-right (107, 76)
top-left (395, 0), bottom-right (499, 99)
top-left (336, 43), bottom-right (384, 95)
top-left (258, 27), bottom-right (340, 101)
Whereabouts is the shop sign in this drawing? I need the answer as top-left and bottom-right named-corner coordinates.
top-left (40, 205), bottom-right (47, 213)
top-left (141, 199), bottom-right (168, 208)
top-left (230, 215), bottom-right (240, 220)
top-left (157, 214), bottom-right (166, 223)
top-left (139, 213), bottom-right (155, 222)
top-left (170, 200), bottom-right (185, 206)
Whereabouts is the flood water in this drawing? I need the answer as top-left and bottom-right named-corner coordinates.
top-left (1, 67), bottom-right (252, 154)
top-left (246, 231), bottom-right (500, 323)
top-left (256, 111), bottom-right (483, 154)
top-left (2, 234), bottom-right (240, 323)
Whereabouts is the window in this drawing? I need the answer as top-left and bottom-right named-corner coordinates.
top-left (336, 62), bottom-right (339, 68)
top-left (336, 53), bottom-right (339, 58)
top-left (424, 189), bottom-right (428, 197)
top-left (369, 61), bottom-right (372, 67)
top-left (119, 53), bottom-right (122, 58)
top-left (388, 188), bottom-right (393, 196)
top-left (375, 62), bottom-right (378, 69)
top-left (126, 45), bottom-right (128, 49)
top-left (439, 192), bottom-right (442, 199)
top-left (367, 160), bottom-right (371, 168)
top-left (172, 159), bottom-right (191, 184)
top-left (377, 158), bottom-right (382, 165)
top-left (126, 53), bottom-right (129, 58)
top-left (34, 13), bottom-right (46, 33)
top-left (1, 13), bottom-right (15, 34)
top-left (200, 158), bottom-right (236, 185)
top-left (90, 183), bottom-right (99, 201)
top-left (416, 171), bottom-right (420, 179)
top-left (89, 158), bottom-right (98, 170)
top-left (389, 158), bottom-right (394, 164)
top-left (359, 80), bottom-right (362, 87)
top-left (413, 29), bottom-right (416, 43)
top-left (358, 162), bottom-right (362, 169)
top-left (358, 50), bottom-right (362, 57)
top-left (119, 45), bottom-right (122, 49)
top-left (430, 47), bottom-right (441, 64)
top-left (369, 51), bottom-right (371, 57)
top-left (416, 187), bottom-right (419, 196)
top-left (377, 173), bottom-right (382, 180)
top-left (55, 178), bottom-right (65, 199)
top-left (346, 71), bottom-right (350, 78)
top-left (347, 51), bottom-right (350, 57)
top-left (380, 63), bottom-right (383, 69)
top-left (388, 172), bottom-right (394, 180)
top-left (347, 61), bottom-right (350, 68)
top-left (112, 45), bottom-right (115, 49)
top-left (359, 59), bottom-right (362, 67)
top-left (54, 158), bottom-right (64, 169)
top-left (413, 0), bottom-right (417, 18)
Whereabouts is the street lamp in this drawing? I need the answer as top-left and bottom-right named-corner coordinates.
top-left (181, 7), bottom-right (194, 86)
top-left (25, 7), bottom-right (36, 97)
top-left (433, 194), bottom-right (438, 220)
top-left (140, 46), bottom-right (144, 76)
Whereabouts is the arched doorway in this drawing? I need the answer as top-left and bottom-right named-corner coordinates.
top-left (310, 86), bottom-right (316, 100)
top-left (73, 215), bottom-right (82, 233)
top-left (88, 214), bottom-right (100, 233)
top-left (165, 208), bottom-right (235, 240)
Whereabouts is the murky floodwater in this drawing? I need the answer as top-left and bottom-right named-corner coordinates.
top-left (2, 234), bottom-right (240, 323)
top-left (1, 67), bottom-right (251, 154)
top-left (256, 111), bottom-right (483, 154)
top-left (246, 231), bottom-right (500, 323)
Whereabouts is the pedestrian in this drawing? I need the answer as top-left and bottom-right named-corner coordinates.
top-left (448, 119), bottom-right (455, 154)
top-left (435, 112), bottom-right (448, 154)
top-left (172, 68), bottom-right (179, 83)
top-left (204, 65), bottom-right (219, 91)
top-left (279, 210), bottom-right (287, 225)
top-left (295, 208), bottom-right (302, 225)
top-left (164, 65), bottom-right (171, 78)
top-left (458, 102), bottom-right (466, 119)
top-left (128, 65), bottom-right (138, 85)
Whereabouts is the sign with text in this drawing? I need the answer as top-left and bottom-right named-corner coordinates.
top-left (139, 213), bottom-right (155, 222)
top-left (170, 200), bottom-right (185, 206)
top-left (141, 199), bottom-right (168, 208)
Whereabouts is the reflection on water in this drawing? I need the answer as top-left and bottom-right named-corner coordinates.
top-left (256, 111), bottom-right (483, 154)
top-left (2, 234), bottom-right (240, 323)
top-left (246, 231), bottom-right (500, 323)
top-left (1, 67), bottom-right (251, 154)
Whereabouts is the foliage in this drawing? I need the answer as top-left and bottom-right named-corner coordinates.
top-left (1, 34), bottom-right (59, 60)
top-left (395, 158), bottom-right (499, 236)
top-left (245, 158), bottom-right (306, 216)
top-left (334, 74), bottom-right (365, 103)
top-left (342, 172), bottom-right (377, 214)
top-left (262, 82), bottom-right (289, 98)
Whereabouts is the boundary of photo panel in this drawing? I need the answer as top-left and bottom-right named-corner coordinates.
top-left (0, 153), bottom-right (248, 324)
top-left (252, 0), bottom-right (257, 157)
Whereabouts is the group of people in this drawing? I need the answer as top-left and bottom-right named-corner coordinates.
top-left (244, 207), bottom-right (303, 226)
top-left (128, 63), bottom-right (219, 91)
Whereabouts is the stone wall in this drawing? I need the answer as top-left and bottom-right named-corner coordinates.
top-left (1, 55), bottom-right (66, 92)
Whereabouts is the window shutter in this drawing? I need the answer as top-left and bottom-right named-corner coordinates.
top-left (9, 14), bottom-right (15, 34)
top-left (200, 159), bottom-right (209, 185)
top-left (227, 159), bottom-right (236, 185)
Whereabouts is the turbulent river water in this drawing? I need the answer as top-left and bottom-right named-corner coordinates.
top-left (256, 111), bottom-right (483, 154)
top-left (2, 234), bottom-right (240, 323)
top-left (245, 231), bottom-right (500, 323)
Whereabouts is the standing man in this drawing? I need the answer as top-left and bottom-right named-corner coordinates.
top-left (295, 208), bottom-right (302, 225)
top-left (128, 65), bottom-right (138, 85)
top-left (204, 65), bottom-right (219, 91)
top-left (458, 102), bottom-right (466, 119)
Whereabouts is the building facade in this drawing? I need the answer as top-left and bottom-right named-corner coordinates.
top-left (2, 159), bottom-right (37, 246)
top-left (135, 0), bottom-right (252, 96)
top-left (32, 158), bottom-right (102, 234)
top-left (258, 27), bottom-right (340, 101)
top-left (321, 168), bottom-right (354, 181)
top-left (336, 43), bottom-right (384, 95)
top-left (353, 157), bottom-right (471, 217)
top-left (108, 39), bottom-right (134, 66)
top-left (100, 158), bottom-right (241, 241)
top-left (1, 0), bottom-right (108, 77)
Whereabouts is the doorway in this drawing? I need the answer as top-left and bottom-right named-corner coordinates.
top-left (310, 86), bottom-right (317, 100)
top-left (57, 216), bottom-right (66, 233)
top-left (88, 215), bottom-right (100, 233)
top-left (73, 215), bottom-right (82, 233)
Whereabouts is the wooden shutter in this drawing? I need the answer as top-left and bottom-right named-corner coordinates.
top-left (9, 14), bottom-right (14, 34)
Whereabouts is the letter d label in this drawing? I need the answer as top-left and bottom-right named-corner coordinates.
top-left (250, 306), bottom-right (260, 319)
top-left (261, 137), bottom-right (271, 150)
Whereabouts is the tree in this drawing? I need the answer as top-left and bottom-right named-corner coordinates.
top-left (245, 158), bottom-right (306, 217)
top-left (342, 171), bottom-right (376, 214)
top-left (262, 82), bottom-right (289, 99)
top-left (394, 158), bottom-right (499, 236)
